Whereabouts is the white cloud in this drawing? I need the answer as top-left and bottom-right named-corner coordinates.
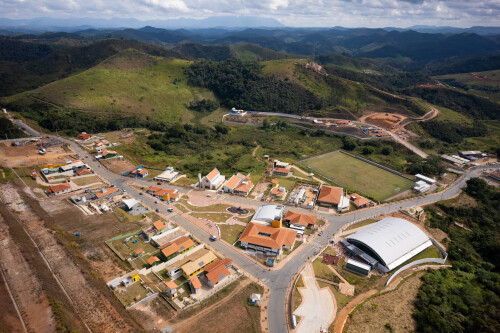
top-left (0, 0), bottom-right (499, 27)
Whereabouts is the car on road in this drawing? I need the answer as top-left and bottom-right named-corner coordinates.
top-left (318, 231), bottom-right (323, 236)
top-left (209, 235), bottom-right (217, 241)
top-left (155, 208), bottom-right (160, 213)
top-left (167, 208), bottom-right (174, 212)
top-left (157, 182), bottom-right (162, 185)
top-left (139, 192), bottom-right (143, 195)
top-left (154, 200), bottom-right (158, 204)
top-left (207, 194), bottom-right (212, 197)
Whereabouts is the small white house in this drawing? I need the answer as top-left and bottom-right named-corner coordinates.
top-left (414, 181), bottom-right (431, 193)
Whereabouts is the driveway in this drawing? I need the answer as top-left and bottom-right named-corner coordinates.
top-left (294, 264), bottom-right (336, 333)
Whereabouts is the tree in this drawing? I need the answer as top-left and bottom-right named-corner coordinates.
top-left (381, 146), bottom-right (393, 155)
top-left (362, 146), bottom-right (374, 155)
top-left (342, 136), bottom-right (356, 151)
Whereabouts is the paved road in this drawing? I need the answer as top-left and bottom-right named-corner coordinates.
top-left (8, 118), bottom-right (496, 333)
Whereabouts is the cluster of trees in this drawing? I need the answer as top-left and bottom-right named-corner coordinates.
top-left (186, 59), bottom-right (322, 114)
top-left (406, 87), bottom-right (500, 120)
top-left (420, 120), bottom-right (487, 143)
top-left (0, 116), bottom-right (25, 139)
top-left (414, 178), bottom-right (500, 333)
top-left (262, 119), bottom-right (291, 132)
top-left (188, 99), bottom-right (219, 113)
top-left (406, 155), bottom-right (446, 176)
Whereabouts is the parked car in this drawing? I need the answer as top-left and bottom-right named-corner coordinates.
top-left (167, 208), bottom-right (174, 212)
top-left (207, 194), bottom-right (212, 197)
top-left (209, 235), bottom-right (217, 241)
top-left (155, 208), bottom-right (160, 213)
top-left (157, 182), bottom-right (162, 185)
top-left (154, 200), bottom-right (158, 204)
top-left (318, 231), bottom-right (323, 236)
top-left (139, 192), bottom-right (143, 195)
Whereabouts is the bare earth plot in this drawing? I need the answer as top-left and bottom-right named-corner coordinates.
top-left (301, 151), bottom-right (414, 201)
top-left (0, 183), bottom-right (134, 332)
top-left (294, 264), bottom-right (336, 333)
top-left (346, 271), bottom-right (425, 333)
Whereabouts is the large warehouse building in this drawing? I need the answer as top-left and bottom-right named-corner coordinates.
top-left (344, 217), bottom-right (432, 271)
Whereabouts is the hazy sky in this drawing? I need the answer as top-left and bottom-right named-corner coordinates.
top-left (2, 0), bottom-right (499, 27)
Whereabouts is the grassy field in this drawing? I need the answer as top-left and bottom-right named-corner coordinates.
top-left (219, 224), bottom-right (246, 244)
top-left (191, 212), bottom-right (233, 223)
top-left (4, 50), bottom-right (210, 123)
top-left (301, 151), bottom-right (414, 201)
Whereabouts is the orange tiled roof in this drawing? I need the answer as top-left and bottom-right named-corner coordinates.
top-left (274, 167), bottom-right (290, 174)
top-left (135, 248), bottom-right (143, 254)
top-left (189, 275), bottom-right (202, 289)
top-left (147, 256), bottom-right (160, 265)
top-left (271, 187), bottom-right (286, 197)
top-left (76, 168), bottom-right (91, 176)
top-left (165, 281), bottom-right (177, 289)
top-left (318, 186), bottom-right (343, 205)
top-left (285, 210), bottom-right (317, 227)
top-left (206, 264), bottom-right (230, 285)
top-left (225, 175), bottom-right (242, 190)
top-left (48, 182), bottom-right (71, 193)
top-left (206, 168), bottom-right (220, 181)
top-left (153, 220), bottom-right (166, 231)
top-left (95, 187), bottom-right (118, 198)
top-left (176, 238), bottom-right (195, 252)
top-left (348, 193), bottom-right (372, 207)
top-left (239, 222), bottom-right (297, 250)
top-left (203, 258), bottom-right (233, 273)
top-left (234, 181), bottom-right (254, 194)
top-left (147, 186), bottom-right (163, 192)
top-left (162, 243), bottom-right (180, 258)
top-left (271, 179), bottom-right (279, 185)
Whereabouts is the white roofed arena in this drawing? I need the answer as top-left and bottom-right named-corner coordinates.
top-left (344, 217), bottom-right (432, 271)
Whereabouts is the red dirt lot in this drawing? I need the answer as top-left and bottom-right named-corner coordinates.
top-left (0, 182), bottom-right (139, 332)
top-left (0, 142), bottom-right (75, 168)
top-left (0, 267), bottom-right (26, 333)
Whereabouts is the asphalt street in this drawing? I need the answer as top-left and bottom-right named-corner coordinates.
top-left (7, 120), bottom-right (496, 333)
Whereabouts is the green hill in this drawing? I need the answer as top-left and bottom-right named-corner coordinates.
top-left (2, 49), bottom-right (212, 133)
top-left (0, 39), bottom-right (186, 96)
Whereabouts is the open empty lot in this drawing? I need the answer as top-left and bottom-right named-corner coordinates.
top-left (301, 151), bottom-right (414, 201)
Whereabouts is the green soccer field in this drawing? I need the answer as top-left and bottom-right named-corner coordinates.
top-left (301, 151), bottom-right (414, 201)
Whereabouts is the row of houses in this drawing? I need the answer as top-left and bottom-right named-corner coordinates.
top-left (197, 168), bottom-right (255, 196)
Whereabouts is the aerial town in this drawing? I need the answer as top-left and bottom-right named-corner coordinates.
top-left (0, 5), bottom-right (499, 333)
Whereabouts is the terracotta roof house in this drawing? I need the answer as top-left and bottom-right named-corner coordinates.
top-left (131, 168), bottom-right (149, 178)
top-left (223, 173), bottom-right (254, 196)
top-left (284, 210), bottom-right (317, 233)
top-left (75, 168), bottom-right (92, 176)
top-left (206, 265), bottom-right (231, 288)
top-left (239, 222), bottom-right (296, 255)
top-left (160, 236), bottom-right (195, 261)
top-left (270, 186), bottom-right (287, 201)
top-left (273, 167), bottom-right (290, 176)
top-left (203, 258), bottom-right (233, 273)
top-left (147, 256), bottom-right (160, 267)
top-left (77, 132), bottom-right (91, 140)
top-left (95, 187), bottom-right (118, 199)
top-left (47, 182), bottom-right (71, 196)
top-left (165, 281), bottom-right (177, 297)
top-left (153, 220), bottom-right (167, 232)
top-left (317, 185), bottom-right (349, 212)
top-left (189, 275), bottom-right (202, 295)
top-left (200, 168), bottom-right (225, 190)
top-left (181, 251), bottom-right (217, 277)
top-left (348, 193), bottom-right (373, 209)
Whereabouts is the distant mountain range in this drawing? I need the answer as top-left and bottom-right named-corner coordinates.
top-left (1, 16), bottom-right (500, 36)
top-left (0, 16), bottom-right (284, 32)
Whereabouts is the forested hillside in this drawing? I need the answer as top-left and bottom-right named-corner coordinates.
top-left (415, 178), bottom-right (500, 333)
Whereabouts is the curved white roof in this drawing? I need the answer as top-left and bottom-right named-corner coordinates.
top-left (346, 217), bottom-right (432, 270)
top-left (251, 204), bottom-right (284, 224)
